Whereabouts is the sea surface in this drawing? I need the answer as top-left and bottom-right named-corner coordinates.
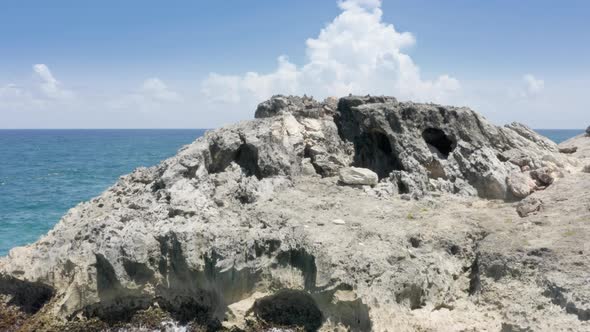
top-left (0, 128), bottom-right (584, 256)
top-left (0, 129), bottom-right (206, 256)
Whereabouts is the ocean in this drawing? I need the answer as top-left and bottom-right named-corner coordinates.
top-left (0, 128), bottom-right (584, 256)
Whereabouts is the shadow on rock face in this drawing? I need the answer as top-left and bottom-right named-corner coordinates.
top-left (86, 254), bottom-right (152, 323)
top-left (312, 284), bottom-right (372, 332)
top-left (155, 234), bottom-right (261, 323)
top-left (277, 249), bottom-right (317, 291)
top-left (253, 289), bottom-right (323, 332)
top-left (250, 286), bottom-right (372, 332)
top-left (0, 275), bottom-right (54, 314)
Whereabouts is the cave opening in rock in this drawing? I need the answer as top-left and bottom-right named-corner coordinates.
top-left (252, 289), bottom-right (323, 332)
top-left (235, 143), bottom-right (262, 179)
top-left (422, 128), bottom-right (455, 159)
top-left (353, 130), bottom-right (403, 179)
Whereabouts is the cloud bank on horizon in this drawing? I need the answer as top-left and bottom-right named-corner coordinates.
top-left (1, 0), bottom-right (565, 128)
top-left (201, 0), bottom-right (460, 105)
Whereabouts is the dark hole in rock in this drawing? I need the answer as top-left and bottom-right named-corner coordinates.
top-left (353, 131), bottom-right (403, 179)
top-left (235, 143), bottom-right (262, 179)
top-left (303, 145), bottom-right (325, 176)
top-left (422, 128), bottom-right (455, 159)
top-left (252, 289), bottom-right (323, 332)
top-left (409, 237), bottom-right (421, 248)
top-left (448, 245), bottom-right (460, 255)
top-left (151, 179), bottom-right (166, 192)
top-left (123, 260), bottom-right (155, 285)
top-left (468, 256), bottom-right (480, 295)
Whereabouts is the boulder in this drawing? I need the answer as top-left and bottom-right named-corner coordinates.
top-left (516, 196), bottom-right (544, 217)
top-left (530, 168), bottom-right (555, 187)
top-left (338, 167), bottom-right (378, 186)
top-left (586, 126), bottom-right (590, 136)
top-left (559, 146), bottom-right (578, 154)
top-left (583, 164), bottom-right (590, 173)
top-left (507, 172), bottom-right (536, 199)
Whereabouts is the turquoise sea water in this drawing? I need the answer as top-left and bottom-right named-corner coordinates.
top-left (535, 129), bottom-right (584, 144)
top-left (0, 128), bottom-right (583, 256)
top-left (0, 129), bottom-right (206, 256)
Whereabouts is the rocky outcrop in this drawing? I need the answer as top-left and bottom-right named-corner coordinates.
top-left (0, 95), bottom-right (585, 331)
top-left (335, 96), bottom-right (569, 200)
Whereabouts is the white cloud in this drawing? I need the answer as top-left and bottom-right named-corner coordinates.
top-left (522, 74), bottom-right (544, 97)
top-left (338, 0), bottom-right (382, 10)
top-left (201, 0), bottom-right (459, 107)
top-left (107, 77), bottom-right (182, 111)
top-left (0, 65), bottom-right (75, 112)
top-left (0, 84), bottom-right (29, 100)
top-left (33, 64), bottom-right (74, 100)
top-left (0, 84), bottom-right (41, 110)
top-left (140, 78), bottom-right (182, 102)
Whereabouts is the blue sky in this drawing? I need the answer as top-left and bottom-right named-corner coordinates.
top-left (1, 0), bottom-right (589, 128)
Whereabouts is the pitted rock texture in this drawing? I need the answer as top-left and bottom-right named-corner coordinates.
top-left (0, 95), bottom-right (587, 332)
top-left (335, 96), bottom-right (571, 200)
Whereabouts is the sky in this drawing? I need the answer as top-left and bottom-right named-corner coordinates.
top-left (1, 0), bottom-right (589, 129)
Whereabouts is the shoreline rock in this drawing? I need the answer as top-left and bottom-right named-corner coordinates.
top-left (0, 95), bottom-right (587, 332)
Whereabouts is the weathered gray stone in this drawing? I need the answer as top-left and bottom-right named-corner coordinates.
top-left (507, 172), bottom-right (536, 199)
top-left (335, 96), bottom-right (565, 199)
top-left (0, 95), bottom-right (585, 331)
top-left (516, 196), bottom-right (544, 217)
top-left (530, 168), bottom-right (555, 186)
top-left (559, 146), bottom-right (578, 154)
top-left (338, 167), bottom-right (378, 186)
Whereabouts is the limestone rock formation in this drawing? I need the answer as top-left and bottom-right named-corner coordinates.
top-left (0, 95), bottom-right (587, 332)
top-left (338, 167), bottom-right (378, 186)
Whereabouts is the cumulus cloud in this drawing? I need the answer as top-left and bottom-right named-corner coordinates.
top-left (201, 0), bottom-right (459, 107)
top-left (108, 77), bottom-right (182, 111)
top-left (522, 74), bottom-right (544, 97)
top-left (33, 64), bottom-right (74, 100)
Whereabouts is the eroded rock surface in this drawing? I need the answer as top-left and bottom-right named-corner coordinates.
top-left (0, 95), bottom-right (588, 331)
